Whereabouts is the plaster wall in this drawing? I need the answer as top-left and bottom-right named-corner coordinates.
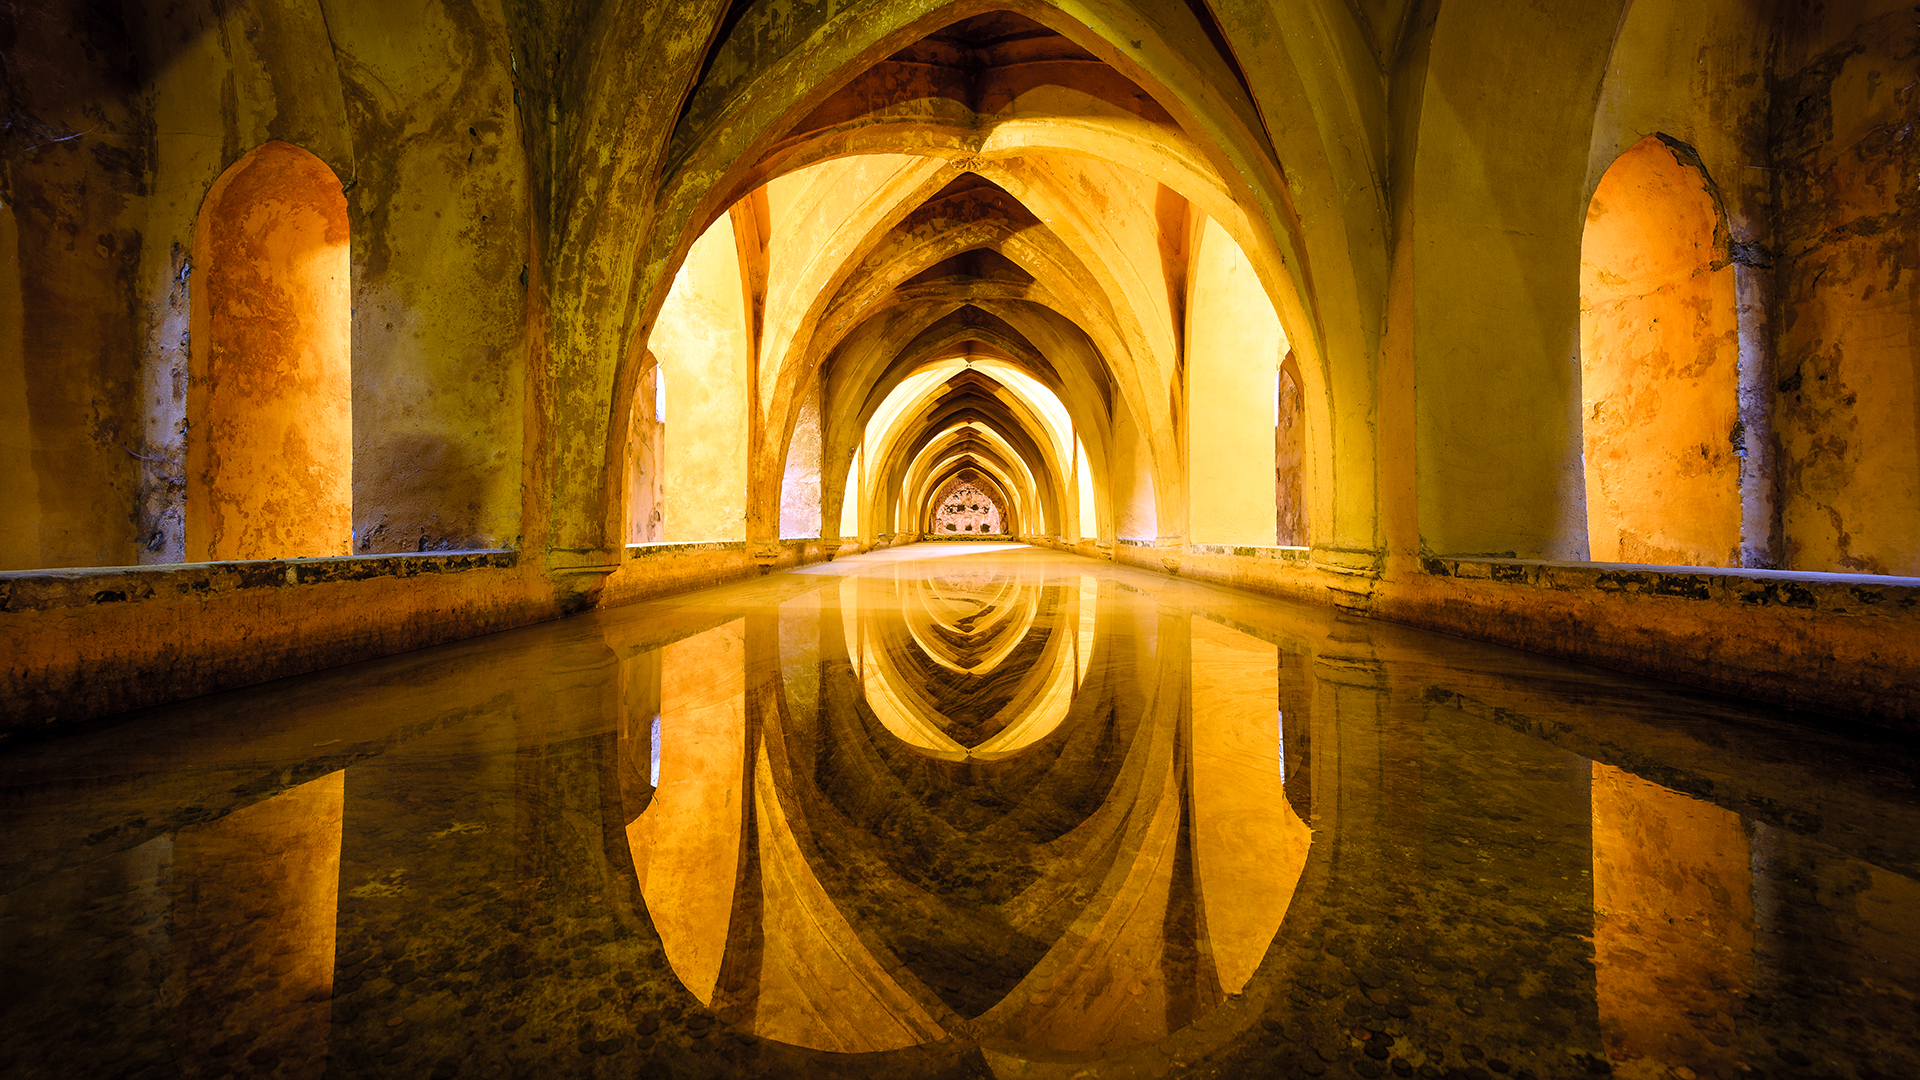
top-left (1770, 5), bottom-right (1920, 575)
top-left (1585, 0), bottom-right (1776, 569)
top-left (1112, 403), bottom-right (1158, 542)
top-left (327, 0), bottom-right (530, 555)
top-left (1186, 217), bottom-right (1286, 547)
top-left (129, 0), bottom-right (355, 567)
top-left (1, 0), bottom-right (529, 566)
top-left (131, 0), bottom-right (528, 558)
top-left (1412, 0), bottom-right (1623, 559)
top-left (780, 380), bottom-right (823, 539)
top-left (1587, 0), bottom-right (1772, 228)
top-left (656, 215), bottom-right (751, 543)
top-left (0, 0), bottom-right (147, 571)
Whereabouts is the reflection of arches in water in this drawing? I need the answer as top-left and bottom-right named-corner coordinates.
top-left (845, 569), bottom-right (1077, 760)
top-left (617, 588), bottom-right (1313, 1061)
top-left (901, 572), bottom-right (1037, 675)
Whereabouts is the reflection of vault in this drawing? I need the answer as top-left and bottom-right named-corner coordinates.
top-left (621, 584), bottom-right (1311, 1063)
top-left (844, 568), bottom-right (1077, 760)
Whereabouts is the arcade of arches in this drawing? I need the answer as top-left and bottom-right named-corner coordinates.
top-left (3, 0), bottom-right (1917, 731)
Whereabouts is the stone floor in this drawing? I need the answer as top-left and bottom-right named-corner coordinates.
top-left (3, 543), bottom-right (1917, 1079)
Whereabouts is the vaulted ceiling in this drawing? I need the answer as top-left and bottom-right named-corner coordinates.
top-left (645, 9), bottom-right (1302, 543)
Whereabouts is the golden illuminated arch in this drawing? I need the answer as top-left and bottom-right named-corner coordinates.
top-left (186, 141), bottom-right (351, 561)
top-left (1580, 135), bottom-right (1741, 567)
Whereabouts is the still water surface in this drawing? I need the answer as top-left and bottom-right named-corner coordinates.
top-left (3, 544), bottom-right (1918, 1079)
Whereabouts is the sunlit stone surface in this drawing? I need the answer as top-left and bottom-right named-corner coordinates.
top-left (3, 544), bottom-right (1918, 1078)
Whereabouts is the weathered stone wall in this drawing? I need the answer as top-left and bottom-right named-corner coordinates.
top-left (1407, 0), bottom-right (1624, 563)
top-left (1770, 3), bottom-right (1920, 575)
top-left (0, 0), bottom-right (532, 568)
top-left (0, 551), bottom-right (542, 736)
top-left (335, 0), bottom-right (531, 554)
top-left (1583, 0), bottom-right (1778, 567)
top-left (929, 478), bottom-right (1003, 535)
top-left (0, 0), bottom-right (150, 571)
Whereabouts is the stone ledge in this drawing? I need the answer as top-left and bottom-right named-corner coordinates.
top-left (1387, 556), bottom-right (1920, 729)
top-left (1423, 556), bottom-right (1920, 617)
top-left (1186, 543), bottom-right (1313, 561)
top-left (0, 550), bottom-right (518, 614)
top-left (625, 540), bottom-right (748, 559)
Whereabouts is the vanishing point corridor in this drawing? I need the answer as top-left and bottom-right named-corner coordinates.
top-left (5, 2), bottom-right (1918, 1077)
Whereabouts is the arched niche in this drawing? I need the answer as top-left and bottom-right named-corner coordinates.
top-left (1580, 135), bottom-right (1741, 567)
top-left (186, 141), bottom-right (351, 561)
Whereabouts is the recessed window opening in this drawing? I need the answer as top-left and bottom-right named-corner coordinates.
top-left (1276, 352), bottom-right (1307, 547)
top-left (649, 712), bottom-right (662, 787)
top-left (627, 354), bottom-right (666, 543)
